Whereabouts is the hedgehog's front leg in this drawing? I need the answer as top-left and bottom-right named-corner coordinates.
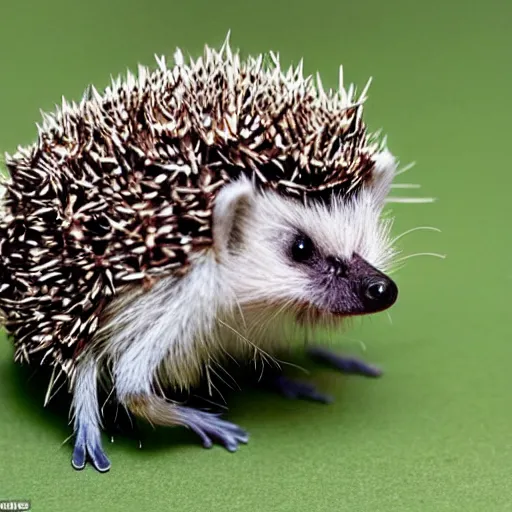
top-left (113, 338), bottom-right (249, 454)
top-left (124, 395), bottom-right (249, 452)
top-left (71, 357), bottom-right (111, 472)
top-left (307, 346), bottom-right (382, 377)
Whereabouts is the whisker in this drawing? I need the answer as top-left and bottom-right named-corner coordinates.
top-left (395, 161), bottom-right (416, 176)
top-left (390, 183), bottom-right (421, 189)
top-left (386, 197), bottom-right (436, 204)
top-left (386, 263), bottom-right (406, 275)
top-left (392, 252), bottom-right (446, 264)
top-left (390, 226), bottom-right (441, 245)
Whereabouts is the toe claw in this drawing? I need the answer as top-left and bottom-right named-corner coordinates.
top-left (237, 433), bottom-right (250, 444)
top-left (90, 446), bottom-right (111, 473)
top-left (307, 390), bottom-right (334, 404)
top-left (224, 441), bottom-right (239, 452)
top-left (176, 406), bottom-right (249, 452)
top-left (72, 422), bottom-right (110, 473)
top-left (71, 444), bottom-right (86, 470)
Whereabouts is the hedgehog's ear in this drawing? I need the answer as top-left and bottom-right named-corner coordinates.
top-left (368, 149), bottom-right (397, 207)
top-left (212, 178), bottom-right (255, 256)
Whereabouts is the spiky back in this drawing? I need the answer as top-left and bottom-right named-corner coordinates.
top-left (0, 39), bottom-right (383, 382)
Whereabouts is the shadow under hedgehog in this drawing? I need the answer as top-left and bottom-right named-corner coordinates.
top-left (0, 37), bottom-right (423, 472)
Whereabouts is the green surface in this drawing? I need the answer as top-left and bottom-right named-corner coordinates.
top-left (0, 0), bottom-right (511, 510)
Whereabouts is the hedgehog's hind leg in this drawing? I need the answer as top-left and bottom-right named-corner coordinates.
top-left (260, 373), bottom-right (334, 404)
top-left (307, 346), bottom-right (382, 377)
top-left (255, 346), bottom-right (381, 403)
top-left (71, 357), bottom-right (111, 473)
top-left (124, 394), bottom-right (249, 452)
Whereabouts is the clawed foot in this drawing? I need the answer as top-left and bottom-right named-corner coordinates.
top-left (72, 423), bottom-right (111, 473)
top-left (307, 346), bottom-right (382, 377)
top-left (258, 347), bottom-right (380, 404)
top-left (270, 375), bottom-right (333, 404)
top-left (175, 406), bottom-right (249, 452)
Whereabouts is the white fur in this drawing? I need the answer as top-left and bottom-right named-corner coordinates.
top-left (71, 150), bottom-right (397, 437)
top-left (105, 255), bottom-right (226, 400)
top-left (220, 177), bottom-right (396, 312)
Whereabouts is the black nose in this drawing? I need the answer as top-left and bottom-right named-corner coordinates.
top-left (363, 277), bottom-right (398, 310)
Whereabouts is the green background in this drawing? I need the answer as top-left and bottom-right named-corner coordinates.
top-left (0, 0), bottom-right (511, 510)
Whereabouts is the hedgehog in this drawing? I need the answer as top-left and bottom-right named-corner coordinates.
top-left (0, 36), bottom-right (431, 473)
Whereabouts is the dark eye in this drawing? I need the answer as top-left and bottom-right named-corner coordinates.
top-left (290, 234), bottom-right (315, 262)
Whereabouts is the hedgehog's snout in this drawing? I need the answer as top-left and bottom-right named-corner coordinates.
top-left (315, 253), bottom-right (399, 317)
top-left (361, 275), bottom-right (398, 312)
top-left (350, 254), bottom-right (398, 314)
